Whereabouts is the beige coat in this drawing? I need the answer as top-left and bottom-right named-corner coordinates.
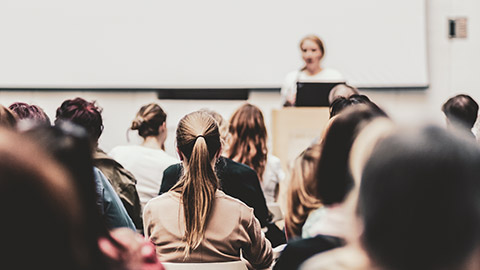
top-left (143, 190), bottom-right (273, 269)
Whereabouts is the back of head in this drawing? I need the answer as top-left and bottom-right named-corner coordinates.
top-left (55, 97), bottom-right (104, 144)
top-left (0, 127), bottom-right (99, 269)
top-left (0, 105), bottom-right (18, 129)
top-left (131, 103), bottom-right (167, 139)
top-left (442, 94), bottom-right (479, 129)
top-left (174, 111), bottom-right (221, 256)
top-left (286, 143), bottom-right (323, 239)
top-left (199, 108), bottom-right (229, 146)
top-left (227, 103), bottom-right (268, 180)
top-left (359, 125), bottom-right (480, 270)
top-left (328, 84), bottom-right (359, 105)
top-left (316, 105), bottom-right (387, 206)
top-left (329, 94), bottom-right (385, 119)
top-left (9, 102), bottom-right (51, 126)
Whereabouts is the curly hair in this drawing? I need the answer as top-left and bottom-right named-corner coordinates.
top-left (227, 103), bottom-right (268, 181)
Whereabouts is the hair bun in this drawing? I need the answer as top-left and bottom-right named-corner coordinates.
top-left (130, 117), bottom-right (144, 130)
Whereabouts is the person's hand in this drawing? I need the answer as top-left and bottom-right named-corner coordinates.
top-left (99, 228), bottom-right (165, 270)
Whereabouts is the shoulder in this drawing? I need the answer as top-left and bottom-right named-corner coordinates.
top-left (215, 190), bottom-right (254, 215)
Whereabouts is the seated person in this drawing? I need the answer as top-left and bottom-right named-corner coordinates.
top-left (55, 97), bottom-right (143, 231)
top-left (110, 103), bottom-right (178, 212)
top-left (442, 94), bottom-right (478, 139)
top-left (144, 111), bottom-right (273, 269)
top-left (160, 109), bottom-right (271, 228)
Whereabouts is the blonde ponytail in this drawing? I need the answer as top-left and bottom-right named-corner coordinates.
top-left (172, 112), bottom-right (221, 257)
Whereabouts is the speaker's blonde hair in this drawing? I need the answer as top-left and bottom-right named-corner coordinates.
top-left (172, 111), bottom-right (221, 257)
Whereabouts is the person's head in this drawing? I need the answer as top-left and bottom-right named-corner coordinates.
top-left (172, 111), bottom-right (222, 257)
top-left (227, 103), bottom-right (268, 180)
top-left (300, 35), bottom-right (325, 69)
top-left (0, 105), bottom-right (17, 129)
top-left (0, 127), bottom-right (101, 269)
top-left (359, 125), bottom-right (480, 270)
top-left (131, 103), bottom-right (168, 147)
top-left (199, 108), bottom-right (229, 148)
top-left (55, 97), bottom-right (104, 146)
top-left (328, 84), bottom-right (359, 105)
top-left (9, 102), bottom-right (51, 126)
top-left (329, 94), bottom-right (386, 119)
top-left (442, 94), bottom-right (478, 130)
top-left (285, 142), bottom-right (323, 239)
top-left (316, 105), bottom-right (387, 206)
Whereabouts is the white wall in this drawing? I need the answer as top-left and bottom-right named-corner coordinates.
top-left (0, 0), bottom-right (479, 159)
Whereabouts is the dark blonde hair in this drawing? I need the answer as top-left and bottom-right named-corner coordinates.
top-left (131, 103), bottom-right (167, 138)
top-left (227, 103), bottom-right (268, 181)
top-left (285, 143), bottom-right (323, 239)
top-left (172, 111), bottom-right (221, 257)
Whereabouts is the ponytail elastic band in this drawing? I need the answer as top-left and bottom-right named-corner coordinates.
top-left (196, 135), bottom-right (204, 140)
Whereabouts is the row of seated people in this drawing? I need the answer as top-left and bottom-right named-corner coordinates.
top-left (1, 90), bottom-right (478, 269)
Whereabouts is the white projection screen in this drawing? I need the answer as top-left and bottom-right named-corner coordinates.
top-left (0, 0), bottom-right (428, 89)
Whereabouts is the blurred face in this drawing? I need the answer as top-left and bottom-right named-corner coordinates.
top-left (301, 39), bottom-right (323, 66)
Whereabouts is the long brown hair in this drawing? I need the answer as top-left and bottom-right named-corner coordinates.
top-left (285, 143), bottom-right (323, 239)
top-left (172, 111), bottom-right (221, 257)
top-left (227, 103), bottom-right (268, 181)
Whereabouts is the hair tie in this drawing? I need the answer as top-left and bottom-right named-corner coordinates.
top-left (196, 135), bottom-right (204, 140)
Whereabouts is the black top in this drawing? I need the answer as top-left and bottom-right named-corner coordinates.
top-left (273, 235), bottom-right (345, 270)
top-left (159, 156), bottom-right (272, 227)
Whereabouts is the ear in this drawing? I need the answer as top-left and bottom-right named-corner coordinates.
top-left (158, 122), bottom-right (167, 134)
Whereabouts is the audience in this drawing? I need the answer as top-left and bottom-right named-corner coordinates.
top-left (7, 90), bottom-right (480, 270)
top-left (227, 103), bottom-right (285, 203)
top-left (143, 111), bottom-right (273, 269)
top-left (442, 94), bottom-right (478, 138)
top-left (55, 97), bottom-right (143, 231)
top-left (109, 103), bottom-right (178, 212)
top-left (9, 102), bottom-right (51, 126)
top-left (302, 124), bottom-right (480, 270)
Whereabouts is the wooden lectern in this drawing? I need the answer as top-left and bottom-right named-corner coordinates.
top-left (271, 107), bottom-right (330, 173)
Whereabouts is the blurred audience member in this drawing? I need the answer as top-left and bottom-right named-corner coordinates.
top-left (9, 102), bottom-right (51, 126)
top-left (55, 97), bottom-right (143, 231)
top-left (328, 84), bottom-right (359, 105)
top-left (442, 94), bottom-right (478, 138)
top-left (285, 143), bottom-right (323, 240)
